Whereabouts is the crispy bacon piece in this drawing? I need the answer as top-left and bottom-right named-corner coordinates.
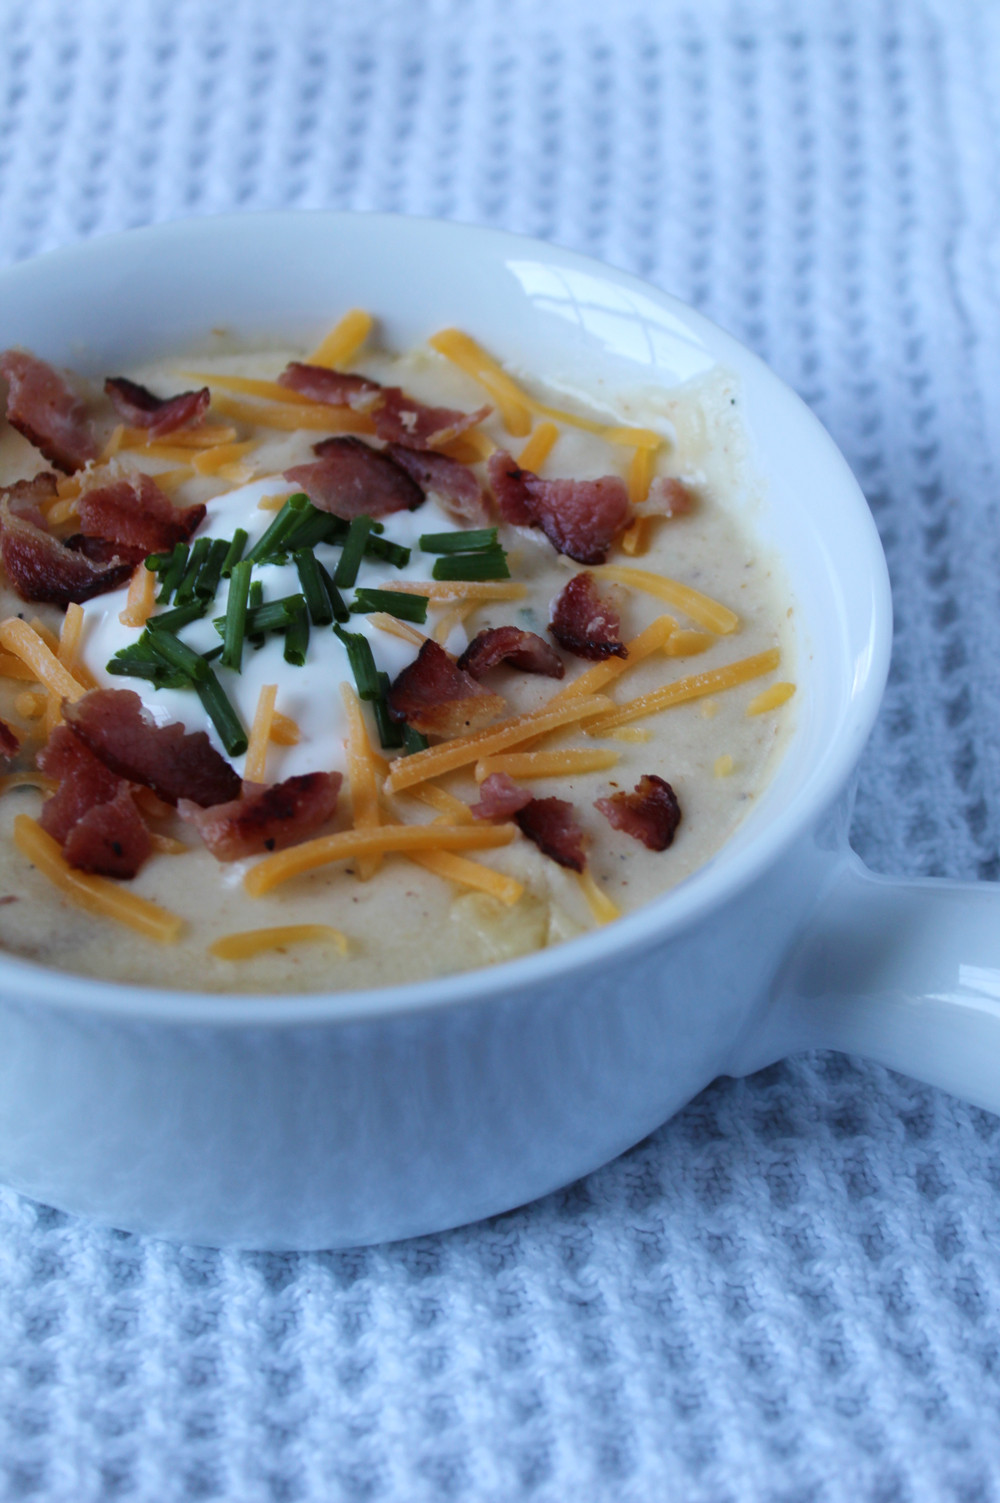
top-left (470, 772), bottom-right (533, 821)
top-left (385, 444), bottom-right (489, 525)
top-left (104, 376), bottom-right (211, 439)
top-left (0, 350), bottom-right (98, 473)
top-left (458, 625), bottom-right (564, 680)
top-left (0, 494), bottom-right (131, 605)
top-left (644, 476), bottom-right (695, 517)
top-left (278, 363), bottom-right (380, 407)
top-left (595, 774), bottom-right (682, 851)
top-left (0, 718), bottom-right (20, 760)
top-left (279, 362), bottom-right (489, 452)
top-left (549, 572), bottom-right (627, 661)
top-left (63, 689), bottom-right (242, 808)
top-left (78, 471), bottom-right (206, 564)
top-left (178, 772), bottom-right (342, 862)
top-left (372, 388), bottom-right (490, 451)
top-left (515, 796), bottom-right (588, 872)
top-left (37, 725), bottom-right (151, 878)
top-left (488, 451), bottom-right (631, 565)
top-left (2, 471), bottom-right (58, 527)
top-left (386, 638), bottom-right (506, 738)
top-left (287, 436), bottom-right (424, 519)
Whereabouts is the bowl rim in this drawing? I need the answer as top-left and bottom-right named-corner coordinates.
top-left (0, 210), bottom-right (894, 1027)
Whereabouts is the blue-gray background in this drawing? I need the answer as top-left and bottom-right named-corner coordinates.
top-left (0, 1), bottom-right (998, 1498)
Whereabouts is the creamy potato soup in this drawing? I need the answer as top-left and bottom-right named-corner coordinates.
top-left (0, 317), bottom-right (795, 991)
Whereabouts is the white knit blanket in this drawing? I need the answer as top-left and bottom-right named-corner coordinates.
top-left (0, 1), bottom-right (998, 1497)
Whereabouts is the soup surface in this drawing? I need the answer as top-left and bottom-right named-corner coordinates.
top-left (0, 323), bottom-right (795, 991)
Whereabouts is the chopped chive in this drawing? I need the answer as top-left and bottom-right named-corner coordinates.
top-left (144, 626), bottom-right (210, 683)
top-left (195, 537), bottom-right (230, 600)
top-left (419, 528), bottom-right (499, 554)
top-left (284, 601), bottom-right (310, 667)
top-left (333, 624), bottom-right (380, 700)
top-left (294, 549), bottom-right (334, 626)
top-left (155, 542), bottom-right (189, 604)
top-left (431, 547), bottom-right (510, 582)
top-left (403, 723), bottom-right (429, 754)
top-left (285, 506), bottom-right (348, 551)
top-left (144, 550), bottom-right (174, 574)
top-left (212, 594), bottom-right (302, 638)
top-left (222, 559), bottom-right (252, 673)
top-left (333, 515), bottom-right (376, 589)
top-left (245, 493), bottom-right (310, 564)
top-left (221, 528), bottom-right (248, 577)
top-left (174, 537), bottom-right (212, 605)
top-left (317, 561), bottom-right (350, 623)
top-left (147, 600), bottom-right (207, 633)
top-left (248, 580), bottom-right (264, 648)
top-left (195, 668), bottom-right (248, 757)
top-left (365, 535), bottom-right (411, 569)
top-left (105, 658), bottom-right (187, 688)
top-left (201, 645), bottom-right (223, 664)
top-left (350, 588), bottom-right (429, 624)
top-left (373, 673), bottom-right (404, 750)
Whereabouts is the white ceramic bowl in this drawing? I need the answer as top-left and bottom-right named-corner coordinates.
top-left (0, 213), bottom-right (997, 1250)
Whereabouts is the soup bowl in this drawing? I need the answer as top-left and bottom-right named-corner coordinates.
top-left (0, 212), bottom-right (996, 1249)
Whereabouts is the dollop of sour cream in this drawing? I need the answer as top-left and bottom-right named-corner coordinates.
top-left (78, 477), bottom-right (470, 781)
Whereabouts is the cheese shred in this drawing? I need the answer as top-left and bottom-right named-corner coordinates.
top-left (210, 924), bottom-right (350, 960)
top-left (407, 850), bottom-right (524, 906)
top-left (305, 309), bottom-right (374, 369)
top-left (747, 681), bottom-right (796, 715)
top-left (592, 565), bottom-right (739, 634)
top-left (244, 684), bottom-right (278, 783)
top-left (585, 649), bottom-right (782, 734)
top-left (0, 619), bottom-right (87, 705)
top-left (576, 869), bottom-right (621, 925)
top-left (340, 681), bottom-right (383, 880)
top-left (244, 821), bottom-right (518, 897)
top-left (13, 815), bottom-right (184, 943)
top-left (119, 565), bottom-right (157, 629)
top-left (474, 748), bottom-right (620, 782)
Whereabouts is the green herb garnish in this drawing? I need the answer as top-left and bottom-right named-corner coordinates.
top-left (373, 672), bottom-right (404, 750)
top-left (294, 549), bottom-right (334, 626)
top-left (431, 548), bottom-right (510, 581)
top-left (155, 541), bottom-right (189, 604)
top-left (221, 528), bottom-right (248, 577)
top-left (333, 515), bottom-right (376, 589)
top-left (174, 537), bottom-right (212, 605)
top-left (245, 493), bottom-right (310, 565)
top-left (221, 559), bottom-right (252, 673)
top-left (350, 588), bottom-right (429, 624)
top-left (419, 528), bottom-right (499, 554)
top-left (333, 624), bottom-right (380, 700)
top-left (195, 538), bottom-right (230, 600)
top-left (195, 668), bottom-right (248, 757)
top-left (144, 626), bottom-right (210, 684)
top-left (283, 600), bottom-right (310, 667)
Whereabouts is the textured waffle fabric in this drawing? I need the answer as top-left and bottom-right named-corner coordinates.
top-left (1, 1), bottom-right (999, 1498)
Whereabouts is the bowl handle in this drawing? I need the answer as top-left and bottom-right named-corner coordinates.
top-left (730, 850), bottom-right (1000, 1113)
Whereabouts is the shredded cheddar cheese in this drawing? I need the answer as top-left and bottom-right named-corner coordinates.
top-left (384, 695), bottom-right (616, 793)
top-left (608, 726), bottom-right (652, 743)
top-left (269, 711), bottom-right (300, 746)
top-left (382, 580), bottom-right (527, 604)
top-left (576, 869), bottom-right (621, 925)
top-left (119, 565), bottom-right (157, 629)
top-left (305, 309), bottom-right (373, 369)
top-left (149, 832), bottom-right (188, 855)
top-left (548, 615), bottom-right (676, 707)
top-left (0, 619), bottom-right (87, 705)
top-left (591, 565), bottom-right (739, 634)
top-left (407, 849), bottom-right (524, 906)
top-left (340, 682), bottom-right (383, 881)
top-left (13, 815), bottom-right (184, 943)
top-left (244, 820), bottom-right (518, 897)
top-left (210, 924), bottom-right (350, 960)
top-left (183, 373), bottom-right (320, 405)
top-left (45, 496), bottom-right (81, 528)
top-left (518, 421), bottom-right (560, 472)
top-left (0, 651), bottom-right (37, 683)
top-left (664, 629), bottom-right (714, 657)
top-left (121, 423), bottom-right (238, 451)
top-left (474, 748), bottom-right (620, 782)
top-left (430, 329), bottom-right (534, 436)
top-left (245, 684), bottom-right (278, 783)
top-left (192, 438), bottom-right (259, 475)
top-left (628, 445), bottom-right (655, 506)
top-left (438, 429), bottom-right (495, 464)
top-left (14, 690), bottom-right (45, 720)
top-left (208, 393), bottom-right (376, 434)
top-left (402, 784), bottom-right (475, 823)
top-left (368, 612), bottom-right (428, 648)
top-left (620, 517), bottom-right (652, 557)
top-left (585, 649), bottom-right (782, 734)
top-left (433, 602), bottom-right (474, 645)
top-left (747, 681), bottom-right (796, 715)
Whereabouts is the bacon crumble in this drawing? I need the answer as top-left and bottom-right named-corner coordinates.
top-left (470, 772), bottom-right (533, 821)
top-left (77, 471), bottom-right (206, 564)
top-left (515, 796), bottom-right (588, 872)
top-left (0, 350), bottom-right (98, 473)
top-left (286, 435), bottom-right (424, 519)
top-left (38, 725), bottom-right (151, 878)
top-left (488, 450), bottom-right (631, 564)
top-left (458, 625), bottom-right (564, 680)
top-left (178, 772), bottom-right (342, 861)
top-left (104, 376), bottom-right (211, 439)
top-left (595, 774), bottom-right (682, 851)
top-left (63, 689), bottom-right (242, 808)
top-left (278, 361), bottom-right (489, 452)
top-left (644, 476), bottom-right (695, 518)
top-left (549, 572), bottom-right (627, 661)
top-left (0, 718), bottom-right (20, 760)
top-left (0, 494), bottom-right (132, 605)
top-left (385, 443), bottom-right (489, 525)
top-left (386, 638), bottom-right (506, 738)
